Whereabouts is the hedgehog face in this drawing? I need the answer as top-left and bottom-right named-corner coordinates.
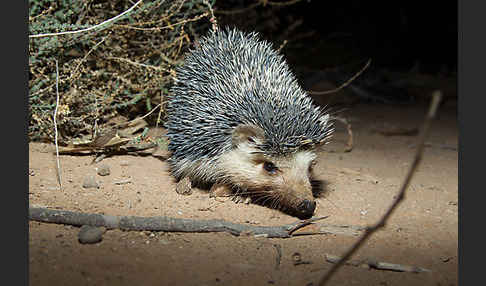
top-left (218, 124), bottom-right (318, 219)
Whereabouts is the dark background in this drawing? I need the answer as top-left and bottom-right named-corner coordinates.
top-left (218, 0), bottom-right (457, 74)
top-left (297, 1), bottom-right (457, 72)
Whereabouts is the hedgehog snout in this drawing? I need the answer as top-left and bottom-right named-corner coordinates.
top-left (296, 199), bottom-right (316, 219)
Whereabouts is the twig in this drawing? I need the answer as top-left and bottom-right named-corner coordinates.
top-left (30, 37), bottom-right (108, 99)
top-left (53, 59), bottom-right (62, 189)
top-left (114, 12), bottom-right (208, 32)
top-left (30, 207), bottom-right (325, 238)
top-left (99, 103), bottom-right (160, 132)
top-left (29, 5), bottom-right (54, 22)
top-left (277, 40), bottom-right (288, 53)
top-left (123, 103), bottom-right (162, 127)
top-left (308, 59), bottom-right (372, 96)
top-left (28, 207), bottom-right (365, 238)
top-left (409, 142), bottom-right (457, 151)
top-left (331, 116), bottom-right (354, 152)
top-left (317, 91), bottom-right (443, 286)
top-left (107, 57), bottom-right (169, 72)
top-left (324, 254), bottom-right (431, 273)
top-left (203, 0), bottom-right (218, 32)
top-left (266, 0), bottom-right (305, 6)
top-left (91, 93), bottom-right (100, 140)
top-left (72, 36), bottom-right (108, 77)
top-left (29, 0), bottom-right (144, 38)
top-left (114, 179), bottom-right (132, 185)
top-left (273, 244), bottom-right (283, 269)
top-left (214, 2), bottom-right (261, 15)
top-left (215, 0), bottom-right (304, 14)
top-left (156, 91), bottom-right (163, 128)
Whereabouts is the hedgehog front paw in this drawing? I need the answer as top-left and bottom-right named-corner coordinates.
top-left (209, 184), bottom-right (233, 202)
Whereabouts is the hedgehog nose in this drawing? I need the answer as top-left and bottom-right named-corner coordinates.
top-left (297, 199), bottom-right (316, 219)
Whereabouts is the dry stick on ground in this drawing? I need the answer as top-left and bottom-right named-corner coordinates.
top-left (29, 207), bottom-right (323, 238)
top-left (273, 244), bottom-right (283, 269)
top-left (317, 91), bottom-right (443, 286)
top-left (29, 207), bottom-right (367, 238)
top-left (53, 59), bottom-right (62, 189)
top-left (323, 254), bottom-right (430, 273)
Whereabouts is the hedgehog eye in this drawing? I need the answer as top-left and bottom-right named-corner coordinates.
top-left (263, 161), bottom-right (278, 174)
top-left (247, 137), bottom-right (255, 144)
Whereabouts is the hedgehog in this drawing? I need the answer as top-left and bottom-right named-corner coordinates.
top-left (165, 28), bottom-right (333, 219)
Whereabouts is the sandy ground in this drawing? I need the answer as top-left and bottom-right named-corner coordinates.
top-left (29, 99), bottom-right (457, 286)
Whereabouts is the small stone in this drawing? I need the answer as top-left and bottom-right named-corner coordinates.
top-left (82, 175), bottom-right (99, 189)
top-left (78, 225), bottom-right (105, 244)
top-left (158, 239), bottom-right (170, 245)
top-left (292, 252), bottom-right (302, 264)
top-left (175, 177), bottom-right (192, 195)
top-left (97, 164), bottom-right (111, 176)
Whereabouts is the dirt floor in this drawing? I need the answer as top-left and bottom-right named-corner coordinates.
top-left (28, 99), bottom-right (458, 286)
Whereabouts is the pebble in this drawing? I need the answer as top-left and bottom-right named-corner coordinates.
top-left (175, 177), bottom-right (192, 195)
top-left (97, 164), bottom-right (111, 176)
top-left (82, 175), bottom-right (99, 189)
top-left (158, 239), bottom-right (170, 245)
top-left (78, 225), bottom-right (105, 244)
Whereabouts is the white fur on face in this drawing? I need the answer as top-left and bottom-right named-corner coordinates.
top-left (217, 143), bottom-right (316, 202)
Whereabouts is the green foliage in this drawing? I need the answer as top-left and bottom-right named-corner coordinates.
top-left (28, 0), bottom-right (213, 141)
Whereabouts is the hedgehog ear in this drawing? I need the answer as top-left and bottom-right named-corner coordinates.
top-left (232, 124), bottom-right (265, 148)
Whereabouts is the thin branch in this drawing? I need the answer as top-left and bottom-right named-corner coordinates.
top-left (29, 0), bottom-right (144, 38)
top-left (266, 0), bottom-right (305, 6)
top-left (318, 91), bottom-right (443, 286)
top-left (108, 57), bottom-right (171, 73)
top-left (30, 37), bottom-right (108, 99)
top-left (214, 3), bottom-right (260, 15)
top-left (28, 207), bottom-right (366, 238)
top-left (30, 207), bottom-right (329, 238)
top-left (133, 103), bottom-right (162, 122)
top-left (156, 90), bottom-right (164, 128)
top-left (215, 0), bottom-right (304, 14)
top-left (72, 36), bottom-right (108, 77)
top-left (324, 254), bottom-right (431, 273)
top-left (53, 59), bottom-right (62, 189)
top-left (114, 12), bottom-right (208, 31)
top-left (203, 0), bottom-right (218, 32)
top-left (277, 40), bottom-right (288, 53)
top-left (331, 116), bottom-right (354, 152)
top-left (308, 59), bottom-right (372, 95)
